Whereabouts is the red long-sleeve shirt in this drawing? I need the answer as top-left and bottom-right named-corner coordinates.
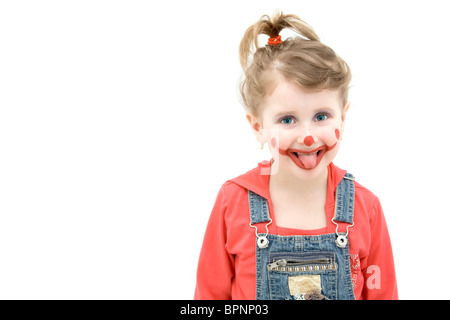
top-left (195, 161), bottom-right (398, 300)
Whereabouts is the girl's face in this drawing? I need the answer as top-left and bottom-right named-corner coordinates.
top-left (248, 81), bottom-right (348, 180)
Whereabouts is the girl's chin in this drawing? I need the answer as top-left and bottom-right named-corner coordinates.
top-left (290, 162), bottom-right (328, 179)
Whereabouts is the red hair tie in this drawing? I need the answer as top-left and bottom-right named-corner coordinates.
top-left (268, 35), bottom-right (282, 45)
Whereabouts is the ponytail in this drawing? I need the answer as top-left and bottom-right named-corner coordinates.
top-left (239, 11), bottom-right (319, 69)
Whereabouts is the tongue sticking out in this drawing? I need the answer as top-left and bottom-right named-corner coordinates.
top-left (297, 153), bottom-right (318, 169)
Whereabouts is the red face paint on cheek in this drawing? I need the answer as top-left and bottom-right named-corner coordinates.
top-left (271, 138), bottom-right (277, 149)
top-left (303, 135), bottom-right (315, 147)
top-left (335, 129), bottom-right (340, 140)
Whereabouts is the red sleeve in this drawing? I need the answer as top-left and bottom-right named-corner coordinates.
top-left (194, 185), bottom-right (235, 300)
top-left (362, 197), bottom-right (398, 300)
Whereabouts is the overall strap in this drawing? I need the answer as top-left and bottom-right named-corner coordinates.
top-left (333, 173), bottom-right (355, 224)
top-left (248, 190), bottom-right (271, 224)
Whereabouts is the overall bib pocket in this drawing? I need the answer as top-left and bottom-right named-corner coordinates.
top-left (267, 251), bottom-right (337, 300)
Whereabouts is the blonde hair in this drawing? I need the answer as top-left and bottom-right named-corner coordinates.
top-left (239, 11), bottom-right (352, 117)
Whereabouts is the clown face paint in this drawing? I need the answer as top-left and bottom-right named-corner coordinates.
top-left (335, 129), bottom-right (340, 140)
top-left (271, 137), bottom-right (277, 148)
top-left (278, 137), bottom-right (338, 170)
top-left (303, 135), bottom-right (315, 147)
top-left (257, 81), bottom-right (347, 178)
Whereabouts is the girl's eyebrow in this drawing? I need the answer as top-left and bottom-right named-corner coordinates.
top-left (273, 111), bottom-right (297, 118)
top-left (273, 107), bottom-right (336, 118)
top-left (314, 107), bottom-right (336, 115)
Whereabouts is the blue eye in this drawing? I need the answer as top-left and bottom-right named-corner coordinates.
top-left (280, 117), bottom-right (294, 125)
top-left (315, 113), bottom-right (329, 122)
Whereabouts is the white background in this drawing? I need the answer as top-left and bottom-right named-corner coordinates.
top-left (1, 0), bottom-right (449, 299)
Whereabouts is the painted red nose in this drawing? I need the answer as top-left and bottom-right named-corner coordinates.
top-left (303, 135), bottom-right (315, 147)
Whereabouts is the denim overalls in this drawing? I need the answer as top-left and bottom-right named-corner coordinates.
top-left (249, 173), bottom-right (356, 300)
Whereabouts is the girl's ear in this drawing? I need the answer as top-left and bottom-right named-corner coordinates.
top-left (246, 111), bottom-right (265, 143)
top-left (341, 102), bottom-right (350, 122)
top-left (340, 102), bottom-right (350, 137)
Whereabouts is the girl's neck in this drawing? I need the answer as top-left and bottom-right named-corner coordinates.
top-left (269, 165), bottom-right (328, 199)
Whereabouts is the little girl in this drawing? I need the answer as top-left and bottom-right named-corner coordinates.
top-left (195, 11), bottom-right (398, 300)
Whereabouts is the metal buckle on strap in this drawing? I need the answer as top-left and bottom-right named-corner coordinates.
top-left (249, 218), bottom-right (272, 249)
top-left (331, 218), bottom-right (354, 248)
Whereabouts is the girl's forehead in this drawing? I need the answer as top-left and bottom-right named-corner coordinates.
top-left (262, 81), bottom-right (342, 116)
